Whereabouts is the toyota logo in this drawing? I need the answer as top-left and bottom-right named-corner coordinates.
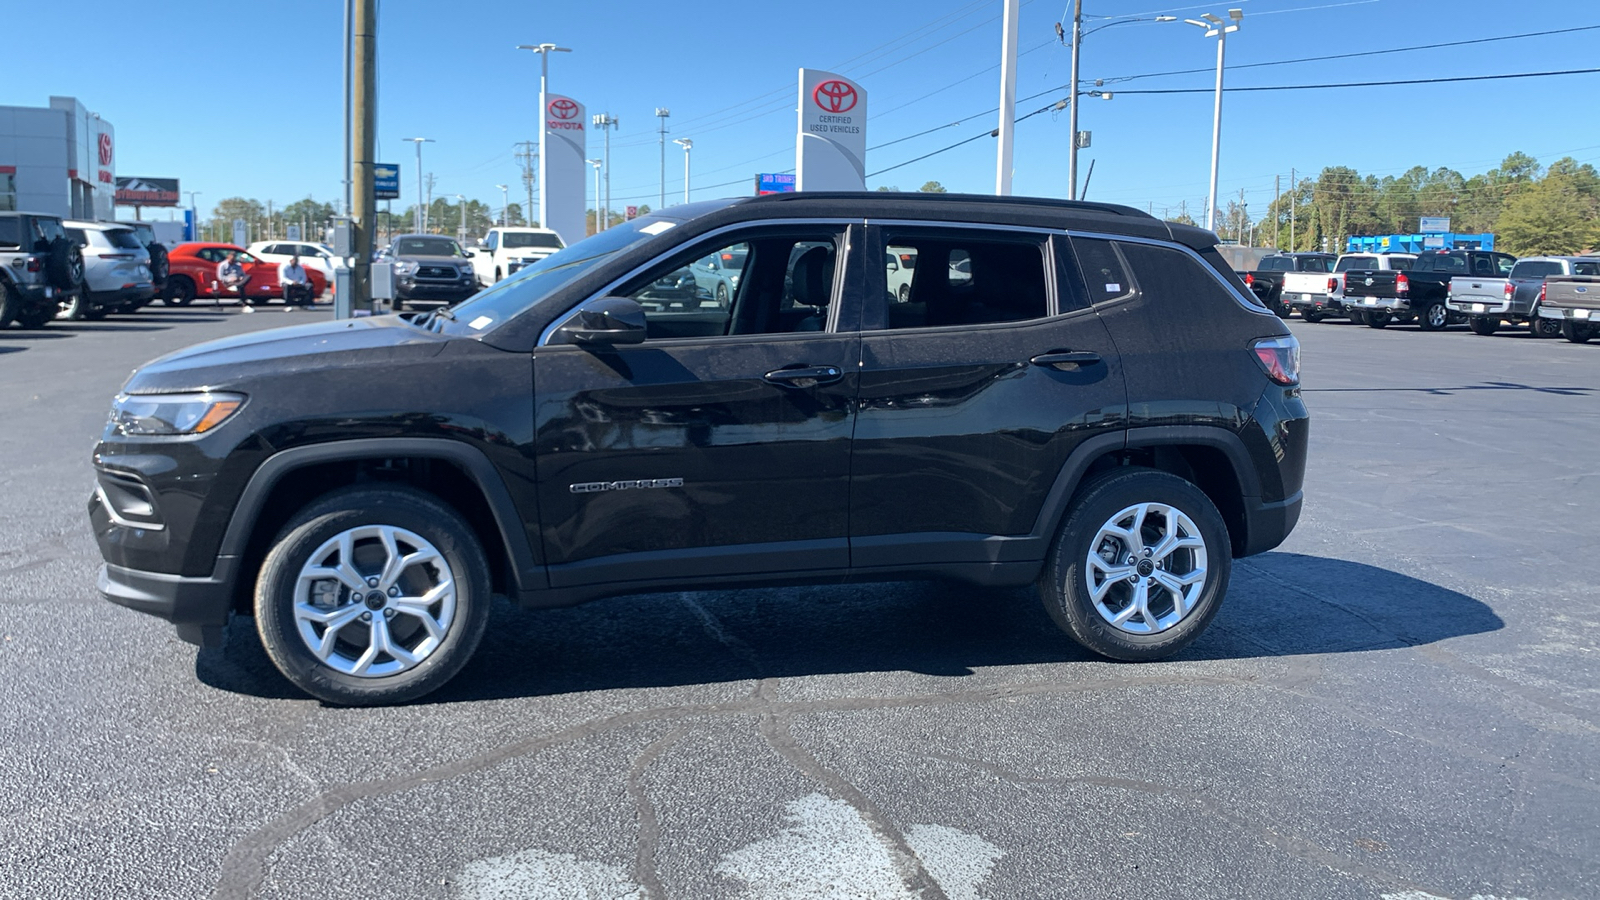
top-left (548, 98), bottom-right (579, 120)
top-left (98, 132), bottom-right (113, 166)
top-left (813, 80), bottom-right (858, 114)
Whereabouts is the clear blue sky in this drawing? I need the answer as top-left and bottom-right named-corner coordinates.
top-left (9, 0), bottom-right (1598, 224)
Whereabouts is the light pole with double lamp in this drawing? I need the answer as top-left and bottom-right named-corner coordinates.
top-left (587, 160), bottom-right (602, 231)
top-left (402, 137), bottom-right (433, 233)
top-left (673, 138), bottom-right (692, 205)
top-left (455, 194), bottom-right (467, 243)
top-left (516, 42), bottom-right (572, 232)
top-left (1183, 9), bottom-right (1243, 233)
top-left (496, 184), bottom-right (509, 227)
top-left (1063, 2), bottom-right (1175, 200)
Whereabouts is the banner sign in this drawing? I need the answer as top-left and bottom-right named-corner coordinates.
top-left (796, 68), bottom-right (867, 191)
top-left (756, 173), bottom-right (796, 195)
top-left (114, 176), bottom-right (179, 207)
top-left (1419, 216), bottom-right (1450, 233)
top-left (540, 92), bottom-right (587, 246)
top-left (374, 163), bottom-right (400, 200)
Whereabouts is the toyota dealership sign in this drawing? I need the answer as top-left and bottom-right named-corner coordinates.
top-left (796, 69), bottom-right (867, 192)
top-left (540, 93), bottom-right (587, 246)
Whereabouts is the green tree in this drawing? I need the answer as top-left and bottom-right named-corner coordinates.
top-left (918, 181), bottom-right (948, 193)
top-left (1497, 173), bottom-right (1599, 255)
top-left (874, 185), bottom-right (901, 192)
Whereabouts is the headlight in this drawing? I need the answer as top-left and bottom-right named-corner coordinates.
top-left (729, 275), bottom-right (740, 287)
top-left (395, 261), bottom-right (418, 275)
top-left (459, 267), bottom-right (475, 279)
top-left (111, 392), bottom-right (245, 436)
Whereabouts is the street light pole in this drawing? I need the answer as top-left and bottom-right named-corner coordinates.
top-left (516, 43), bottom-right (572, 236)
top-left (496, 184), bottom-right (508, 227)
top-left (655, 108), bottom-right (671, 209)
top-left (673, 138), bottom-right (692, 204)
top-left (996, 0), bottom-right (1020, 195)
top-left (587, 159), bottom-right (602, 231)
top-left (1185, 9), bottom-right (1243, 232)
top-left (184, 191), bottom-right (202, 242)
top-left (592, 113), bottom-right (619, 231)
top-left (402, 137), bottom-right (433, 233)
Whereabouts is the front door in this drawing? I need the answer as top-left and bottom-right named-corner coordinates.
top-left (849, 225), bottom-right (1128, 566)
top-left (533, 223), bottom-right (862, 587)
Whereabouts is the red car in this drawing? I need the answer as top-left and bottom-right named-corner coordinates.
top-left (163, 242), bottom-right (327, 306)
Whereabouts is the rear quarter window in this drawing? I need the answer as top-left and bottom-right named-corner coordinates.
top-left (0, 218), bottom-right (18, 248)
top-left (1119, 241), bottom-right (1246, 312)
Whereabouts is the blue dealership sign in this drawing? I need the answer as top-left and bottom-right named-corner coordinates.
top-left (374, 163), bottom-right (400, 200)
top-left (755, 173), bottom-right (796, 195)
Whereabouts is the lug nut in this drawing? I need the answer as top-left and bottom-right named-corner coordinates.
top-left (360, 612), bottom-right (372, 622)
top-left (388, 586), bottom-right (400, 597)
top-left (367, 577), bottom-right (379, 587)
top-left (384, 609), bottom-right (395, 618)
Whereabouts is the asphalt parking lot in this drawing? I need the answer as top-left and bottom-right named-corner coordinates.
top-left (1, 305), bottom-right (1596, 900)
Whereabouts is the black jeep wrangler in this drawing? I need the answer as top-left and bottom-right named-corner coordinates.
top-left (0, 211), bottom-right (84, 328)
top-left (91, 193), bottom-right (1308, 705)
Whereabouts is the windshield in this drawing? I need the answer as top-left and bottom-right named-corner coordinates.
top-left (502, 231), bottom-right (564, 250)
top-left (395, 237), bottom-right (464, 257)
top-left (438, 217), bottom-right (674, 334)
top-left (1259, 258), bottom-right (1294, 271)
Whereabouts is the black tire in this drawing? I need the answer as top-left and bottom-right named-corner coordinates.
top-left (0, 279), bottom-right (19, 327)
top-left (716, 283), bottom-right (729, 307)
top-left (494, 267), bottom-right (502, 282)
top-left (1039, 468), bottom-right (1232, 662)
top-left (45, 237), bottom-right (85, 292)
top-left (1346, 309), bottom-right (1366, 325)
top-left (1366, 312), bottom-right (1391, 329)
top-left (1529, 315), bottom-right (1562, 339)
top-left (165, 275), bottom-right (195, 306)
top-left (898, 284), bottom-right (910, 303)
top-left (1561, 320), bottom-right (1595, 343)
top-left (1417, 301), bottom-right (1449, 332)
top-left (14, 296), bottom-right (55, 329)
top-left (1303, 309), bottom-right (1325, 323)
top-left (147, 243), bottom-right (169, 285)
top-left (1468, 317), bottom-right (1498, 336)
top-left (254, 486), bottom-right (492, 706)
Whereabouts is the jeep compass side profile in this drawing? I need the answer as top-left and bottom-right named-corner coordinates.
top-left (91, 193), bottom-right (1307, 705)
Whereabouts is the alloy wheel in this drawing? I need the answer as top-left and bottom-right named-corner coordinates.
top-left (1082, 502), bottom-right (1208, 635)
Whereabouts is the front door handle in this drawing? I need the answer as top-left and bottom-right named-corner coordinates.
top-left (764, 365), bottom-right (843, 388)
top-left (1030, 350), bottom-right (1101, 370)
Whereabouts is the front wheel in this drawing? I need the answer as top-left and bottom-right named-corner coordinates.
top-left (1418, 301), bottom-right (1449, 332)
top-left (253, 486), bottom-right (492, 706)
top-left (1562, 320), bottom-right (1595, 343)
top-left (165, 276), bottom-right (195, 306)
top-left (716, 283), bottom-right (729, 307)
top-left (1468, 317), bottom-right (1498, 336)
top-left (1039, 469), bottom-right (1231, 662)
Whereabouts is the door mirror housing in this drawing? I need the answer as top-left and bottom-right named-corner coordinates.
top-left (554, 296), bottom-right (648, 346)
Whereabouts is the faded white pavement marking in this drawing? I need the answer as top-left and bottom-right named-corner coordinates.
top-left (1381, 893), bottom-right (1532, 900)
top-left (456, 847), bottom-right (646, 899)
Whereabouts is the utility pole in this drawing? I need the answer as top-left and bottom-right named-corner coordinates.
top-left (350, 0), bottom-right (376, 311)
top-left (403, 137), bottom-right (433, 234)
top-left (587, 159), bottom-right (602, 232)
top-left (1289, 166), bottom-right (1297, 252)
top-left (514, 140), bottom-right (537, 224)
top-left (593, 113), bottom-right (618, 231)
top-left (673, 138), bottom-right (692, 204)
top-left (996, 0), bottom-right (1020, 195)
top-left (1067, 0), bottom-right (1082, 200)
top-left (424, 173), bottom-right (436, 231)
top-left (656, 108), bottom-right (671, 209)
top-left (342, 0), bottom-right (353, 216)
top-left (1237, 187), bottom-right (1247, 244)
top-left (496, 184), bottom-right (509, 227)
top-left (1272, 174), bottom-right (1280, 248)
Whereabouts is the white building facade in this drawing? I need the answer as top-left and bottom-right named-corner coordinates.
top-left (0, 96), bottom-right (116, 220)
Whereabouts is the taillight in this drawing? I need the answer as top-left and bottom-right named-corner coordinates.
top-left (25, 257), bottom-right (42, 272)
top-left (1251, 336), bottom-right (1300, 386)
top-left (1395, 272), bottom-right (1410, 295)
top-left (1503, 282), bottom-right (1514, 301)
top-left (1327, 277), bottom-right (1337, 293)
top-left (1539, 283), bottom-right (1546, 302)
top-left (1244, 273), bottom-right (1254, 286)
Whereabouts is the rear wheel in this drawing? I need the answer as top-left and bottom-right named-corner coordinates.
top-left (1039, 469), bottom-right (1231, 662)
top-left (1366, 311), bottom-right (1391, 329)
top-left (1561, 320), bottom-right (1595, 343)
top-left (1303, 309), bottom-right (1326, 323)
top-left (1529, 315), bottom-right (1562, 339)
top-left (1418, 301), bottom-right (1449, 332)
top-left (0, 280), bottom-right (17, 327)
top-left (253, 486), bottom-right (492, 706)
top-left (1468, 317), bottom-right (1498, 336)
top-left (14, 296), bottom-right (55, 329)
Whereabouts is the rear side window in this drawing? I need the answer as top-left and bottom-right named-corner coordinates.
top-left (1574, 261), bottom-right (1600, 276)
top-left (876, 230), bottom-right (1047, 329)
top-left (67, 228), bottom-right (88, 247)
top-left (1336, 256), bottom-right (1376, 272)
top-left (1118, 241), bottom-right (1243, 311)
top-left (1389, 257), bottom-right (1414, 270)
top-left (1069, 237), bottom-right (1134, 305)
top-left (1510, 260), bottom-right (1564, 279)
top-left (0, 217), bottom-right (18, 248)
top-left (106, 229), bottom-right (144, 250)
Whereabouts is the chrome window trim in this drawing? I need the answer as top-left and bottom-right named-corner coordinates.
top-left (1066, 228), bottom-right (1277, 316)
top-left (538, 217), bottom-right (860, 347)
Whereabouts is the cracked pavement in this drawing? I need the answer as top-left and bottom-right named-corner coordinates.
top-left (1, 307), bottom-right (1596, 899)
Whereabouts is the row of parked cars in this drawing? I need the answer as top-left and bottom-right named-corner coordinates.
top-left (1240, 249), bottom-right (1600, 343)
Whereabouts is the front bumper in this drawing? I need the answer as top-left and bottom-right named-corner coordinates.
top-left (98, 560), bottom-right (236, 646)
top-left (396, 280), bottom-right (478, 302)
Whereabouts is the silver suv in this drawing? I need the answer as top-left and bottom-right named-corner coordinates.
top-left (0, 211), bottom-right (84, 328)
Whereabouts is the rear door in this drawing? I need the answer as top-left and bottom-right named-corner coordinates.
top-left (848, 224), bottom-right (1126, 566)
top-left (533, 222), bottom-right (862, 586)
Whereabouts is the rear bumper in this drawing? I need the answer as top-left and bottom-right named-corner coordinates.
top-left (1240, 492), bottom-right (1303, 557)
top-left (1346, 296), bottom-right (1407, 312)
top-left (87, 285), bottom-right (156, 307)
top-left (1539, 306), bottom-right (1597, 320)
top-left (98, 559), bottom-right (237, 646)
top-left (1446, 298), bottom-right (1510, 315)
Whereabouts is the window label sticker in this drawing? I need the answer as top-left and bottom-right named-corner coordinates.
top-left (640, 221), bottom-right (675, 236)
top-left (1106, 283), bottom-right (1121, 292)
top-left (469, 315), bottom-right (493, 330)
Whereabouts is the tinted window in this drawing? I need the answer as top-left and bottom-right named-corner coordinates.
top-left (1336, 256), bottom-right (1376, 272)
top-left (1510, 260), bottom-right (1564, 279)
top-left (1260, 257), bottom-right (1294, 271)
top-left (395, 237), bottom-right (462, 256)
top-left (1296, 257), bottom-right (1332, 273)
top-left (1071, 237), bottom-right (1134, 305)
top-left (1118, 242), bottom-right (1242, 311)
top-left (876, 230), bottom-right (1047, 330)
top-left (1389, 257), bottom-right (1414, 270)
top-left (1495, 256), bottom-right (1514, 276)
top-left (502, 231), bottom-right (563, 249)
top-left (105, 229), bottom-right (144, 250)
top-left (1574, 261), bottom-right (1600, 276)
top-left (67, 228), bottom-right (88, 247)
top-left (1419, 254), bottom-right (1467, 274)
top-left (0, 217), bottom-right (18, 248)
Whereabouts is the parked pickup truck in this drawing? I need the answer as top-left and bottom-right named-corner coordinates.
top-left (1243, 253), bottom-right (1336, 317)
top-left (1342, 249), bottom-right (1515, 331)
top-left (1448, 256), bottom-right (1600, 338)
top-left (1325, 253), bottom-right (1414, 321)
top-left (1535, 265), bottom-right (1600, 343)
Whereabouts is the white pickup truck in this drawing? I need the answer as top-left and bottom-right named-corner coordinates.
top-left (1448, 256), bottom-right (1600, 337)
top-left (469, 227), bottom-right (565, 285)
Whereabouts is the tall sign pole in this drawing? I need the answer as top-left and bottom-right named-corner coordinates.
top-left (656, 109), bottom-right (671, 209)
top-left (795, 69), bottom-right (867, 191)
top-left (351, 0), bottom-right (376, 310)
top-left (593, 113), bottom-right (619, 230)
top-left (517, 43), bottom-right (572, 232)
top-left (996, 0), bottom-right (1020, 195)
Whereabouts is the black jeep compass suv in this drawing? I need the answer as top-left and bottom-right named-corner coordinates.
top-left (91, 193), bottom-right (1307, 705)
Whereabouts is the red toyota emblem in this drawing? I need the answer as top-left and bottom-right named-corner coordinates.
top-left (548, 98), bottom-right (579, 120)
top-left (98, 132), bottom-right (113, 165)
top-left (813, 80), bottom-right (858, 114)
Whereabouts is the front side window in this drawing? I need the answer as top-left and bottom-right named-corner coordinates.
top-left (875, 230), bottom-right (1047, 329)
top-left (484, 232), bottom-right (498, 251)
top-left (1495, 256), bottom-right (1515, 276)
top-left (1574, 261), bottom-right (1600, 277)
top-left (614, 231), bottom-right (840, 341)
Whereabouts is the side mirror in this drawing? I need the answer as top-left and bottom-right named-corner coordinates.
top-left (555, 296), bottom-right (647, 346)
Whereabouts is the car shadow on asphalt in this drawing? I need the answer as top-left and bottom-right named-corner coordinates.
top-left (194, 552), bottom-right (1504, 705)
top-left (0, 330), bottom-right (75, 340)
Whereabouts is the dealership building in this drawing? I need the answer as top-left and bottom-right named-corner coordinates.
top-left (0, 96), bottom-right (116, 220)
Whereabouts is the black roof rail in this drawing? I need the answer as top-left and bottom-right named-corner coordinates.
top-left (741, 191), bottom-right (1156, 220)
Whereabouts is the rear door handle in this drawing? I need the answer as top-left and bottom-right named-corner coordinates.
top-left (764, 365), bottom-right (843, 388)
top-left (1030, 350), bottom-right (1101, 370)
